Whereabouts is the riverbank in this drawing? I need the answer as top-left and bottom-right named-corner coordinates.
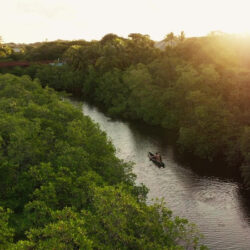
top-left (76, 99), bottom-right (250, 250)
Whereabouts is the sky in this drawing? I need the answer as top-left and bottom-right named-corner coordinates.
top-left (1, 0), bottom-right (250, 43)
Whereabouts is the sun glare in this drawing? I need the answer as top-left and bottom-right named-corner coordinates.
top-left (1, 0), bottom-right (250, 43)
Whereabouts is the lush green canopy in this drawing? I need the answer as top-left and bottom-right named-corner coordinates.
top-left (0, 74), bottom-right (204, 249)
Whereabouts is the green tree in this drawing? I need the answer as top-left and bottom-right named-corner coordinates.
top-left (84, 186), bottom-right (203, 249)
top-left (165, 32), bottom-right (177, 47)
top-left (0, 207), bottom-right (14, 248)
top-left (13, 208), bottom-right (93, 250)
top-left (179, 31), bottom-right (185, 42)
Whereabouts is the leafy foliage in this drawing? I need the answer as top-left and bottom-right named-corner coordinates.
top-left (0, 74), bottom-right (204, 249)
top-left (0, 207), bottom-right (14, 248)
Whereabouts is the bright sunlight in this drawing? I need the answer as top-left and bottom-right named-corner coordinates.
top-left (1, 0), bottom-right (250, 43)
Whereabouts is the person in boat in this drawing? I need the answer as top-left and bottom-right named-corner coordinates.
top-left (154, 152), bottom-right (162, 162)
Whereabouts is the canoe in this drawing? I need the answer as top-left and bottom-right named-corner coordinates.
top-left (148, 152), bottom-right (165, 168)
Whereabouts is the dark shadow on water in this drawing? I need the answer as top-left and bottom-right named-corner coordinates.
top-left (238, 187), bottom-right (250, 225)
top-left (128, 120), bottom-right (177, 144)
top-left (172, 148), bottom-right (242, 181)
top-left (128, 120), bottom-right (242, 181)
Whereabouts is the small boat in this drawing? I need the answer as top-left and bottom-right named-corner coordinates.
top-left (148, 152), bottom-right (165, 168)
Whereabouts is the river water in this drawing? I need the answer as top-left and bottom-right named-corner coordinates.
top-left (73, 100), bottom-right (250, 249)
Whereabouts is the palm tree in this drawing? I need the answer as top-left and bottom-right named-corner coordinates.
top-left (164, 32), bottom-right (176, 47)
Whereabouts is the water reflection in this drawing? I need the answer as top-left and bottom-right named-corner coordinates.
top-left (71, 100), bottom-right (250, 250)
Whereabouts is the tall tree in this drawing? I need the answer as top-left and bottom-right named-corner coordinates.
top-left (165, 32), bottom-right (176, 47)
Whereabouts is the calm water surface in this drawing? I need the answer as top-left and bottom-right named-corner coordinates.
top-left (72, 99), bottom-right (250, 250)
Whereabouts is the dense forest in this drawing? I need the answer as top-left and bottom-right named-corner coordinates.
top-left (0, 74), bottom-right (205, 249)
top-left (2, 33), bottom-right (250, 189)
top-left (0, 38), bottom-right (88, 61)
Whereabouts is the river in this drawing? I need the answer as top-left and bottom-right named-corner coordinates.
top-left (72, 99), bottom-right (250, 249)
